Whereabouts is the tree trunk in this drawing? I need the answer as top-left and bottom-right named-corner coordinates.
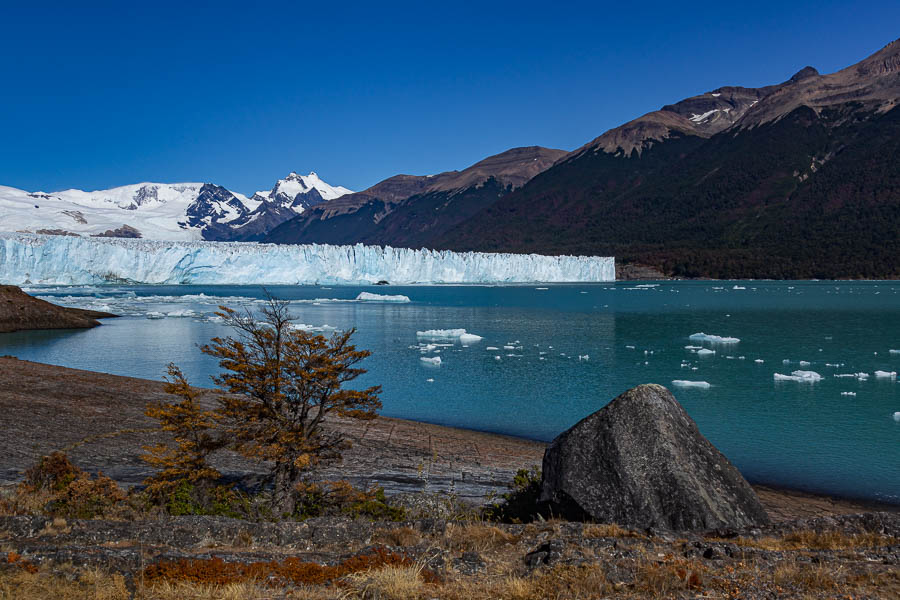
top-left (272, 460), bottom-right (297, 516)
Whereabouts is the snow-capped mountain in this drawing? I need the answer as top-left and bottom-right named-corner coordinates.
top-left (0, 172), bottom-right (352, 242)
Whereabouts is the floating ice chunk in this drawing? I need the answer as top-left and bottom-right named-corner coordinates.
top-left (684, 345), bottom-right (703, 352)
top-left (485, 346), bottom-right (499, 351)
top-left (146, 311), bottom-right (165, 319)
top-left (578, 355), bottom-right (589, 361)
top-left (167, 309), bottom-right (198, 317)
top-left (625, 345), bottom-right (635, 349)
top-left (420, 356), bottom-right (442, 366)
top-left (355, 292), bottom-right (411, 303)
top-left (890, 349), bottom-right (900, 355)
top-left (874, 370), bottom-right (897, 379)
top-left (841, 392), bottom-right (857, 396)
top-left (733, 285), bottom-right (746, 290)
top-left (774, 370), bottom-right (823, 382)
top-left (689, 332), bottom-right (740, 344)
top-left (535, 287), bottom-right (549, 290)
top-left (425, 378), bottom-right (434, 383)
top-left (494, 355), bottom-right (501, 361)
top-left (417, 328), bottom-right (467, 339)
top-left (671, 380), bottom-right (711, 389)
top-left (290, 323), bottom-right (336, 333)
top-left (697, 348), bottom-right (716, 356)
top-left (459, 333), bottom-right (483, 345)
top-left (754, 359), bottom-right (764, 364)
top-left (894, 412), bottom-right (900, 422)
top-left (417, 328), bottom-right (481, 343)
top-left (503, 345), bottom-right (516, 350)
top-left (799, 361), bottom-right (811, 367)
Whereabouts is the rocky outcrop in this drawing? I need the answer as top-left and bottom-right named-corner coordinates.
top-left (0, 285), bottom-right (116, 333)
top-left (540, 384), bottom-right (770, 531)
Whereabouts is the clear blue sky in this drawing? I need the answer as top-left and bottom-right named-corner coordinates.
top-left (1, 1), bottom-right (897, 195)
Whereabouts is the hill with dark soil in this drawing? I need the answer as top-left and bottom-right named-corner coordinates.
top-left (0, 285), bottom-right (116, 333)
top-left (431, 40), bottom-right (900, 279)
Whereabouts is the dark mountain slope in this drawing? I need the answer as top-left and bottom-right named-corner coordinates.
top-left (265, 147), bottom-right (565, 246)
top-left (432, 40), bottom-right (900, 279)
top-left (434, 102), bottom-right (900, 278)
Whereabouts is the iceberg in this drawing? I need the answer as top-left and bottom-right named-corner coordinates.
top-left (874, 370), bottom-right (897, 379)
top-left (774, 370), bottom-right (823, 383)
top-left (354, 292), bottom-right (411, 302)
top-left (689, 332), bottom-right (740, 344)
top-left (0, 233), bottom-right (615, 285)
top-left (420, 356), bottom-right (442, 366)
top-left (671, 380), bottom-right (711, 389)
top-left (458, 333), bottom-right (483, 345)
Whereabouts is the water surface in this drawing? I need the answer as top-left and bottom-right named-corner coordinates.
top-left (2, 281), bottom-right (898, 503)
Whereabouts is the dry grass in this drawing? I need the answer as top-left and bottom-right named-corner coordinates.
top-left (141, 580), bottom-right (350, 599)
top-left (372, 526), bottom-right (422, 548)
top-left (442, 523), bottom-right (519, 553)
top-left (0, 566), bottom-right (129, 600)
top-left (733, 529), bottom-right (899, 551)
top-left (344, 564), bottom-right (427, 599)
top-left (772, 559), bottom-right (837, 591)
top-left (582, 523), bottom-right (642, 539)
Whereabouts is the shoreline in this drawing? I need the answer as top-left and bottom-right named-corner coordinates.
top-left (0, 355), bottom-right (896, 521)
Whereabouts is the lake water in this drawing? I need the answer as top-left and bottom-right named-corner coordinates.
top-left (2, 282), bottom-right (899, 504)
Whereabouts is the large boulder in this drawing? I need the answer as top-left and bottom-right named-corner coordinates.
top-left (540, 384), bottom-right (770, 531)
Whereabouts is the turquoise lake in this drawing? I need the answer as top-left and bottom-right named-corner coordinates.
top-left (2, 282), bottom-right (898, 504)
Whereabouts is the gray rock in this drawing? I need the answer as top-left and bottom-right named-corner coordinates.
top-left (540, 384), bottom-right (770, 531)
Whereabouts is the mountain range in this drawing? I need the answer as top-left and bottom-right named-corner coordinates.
top-left (3, 38), bottom-right (899, 278)
top-left (265, 38), bottom-right (900, 279)
top-left (0, 172), bottom-right (351, 242)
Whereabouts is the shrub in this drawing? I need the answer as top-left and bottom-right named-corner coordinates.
top-left (484, 466), bottom-right (548, 523)
top-left (294, 480), bottom-right (404, 521)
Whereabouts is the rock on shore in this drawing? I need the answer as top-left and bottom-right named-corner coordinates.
top-left (0, 285), bottom-right (116, 333)
top-left (540, 384), bottom-right (770, 531)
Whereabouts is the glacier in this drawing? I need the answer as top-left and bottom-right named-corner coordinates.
top-left (0, 233), bottom-right (615, 285)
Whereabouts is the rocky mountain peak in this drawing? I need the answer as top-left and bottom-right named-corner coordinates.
top-left (789, 66), bottom-right (819, 82)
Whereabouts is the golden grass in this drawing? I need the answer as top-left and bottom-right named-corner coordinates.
top-left (732, 529), bottom-right (899, 551)
top-left (772, 559), bottom-right (837, 591)
top-left (372, 526), bottom-right (422, 548)
top-left (582, 523), bottom-right (642, 539)
top-left (0, 567), bottom-right (129, 600)
top-left (344, 564), bottom-right (427, 599)
top-left (442, 523), bottom-right (519, 553)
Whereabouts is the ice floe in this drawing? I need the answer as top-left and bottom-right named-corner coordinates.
top-left (416, 329), bottom-right (481, 342)
top-left (874, 371), bottom-right (897, 379)
top-left (689, 333), bottom-right (740, 344)
top-left (697, 348), bottom-right (716, 356)
top-left (774, 370), bottom-right (823, 383)
top-left (420, 356), bottom-right (442, 366)
top-left (841, 392), bottom-right (857, 396)
top-left (671, 380), bottom-right (711, 389)
top-left (355, 292), bottom-right (411, 302)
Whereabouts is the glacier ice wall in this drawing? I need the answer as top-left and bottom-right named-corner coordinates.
top-left (0, 233), bottom-right (615, 285)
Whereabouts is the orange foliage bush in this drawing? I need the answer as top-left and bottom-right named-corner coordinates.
top-left (142, 546), bottom-right (436, 587)
top-left (6, 550), bottom-right (38, 574)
